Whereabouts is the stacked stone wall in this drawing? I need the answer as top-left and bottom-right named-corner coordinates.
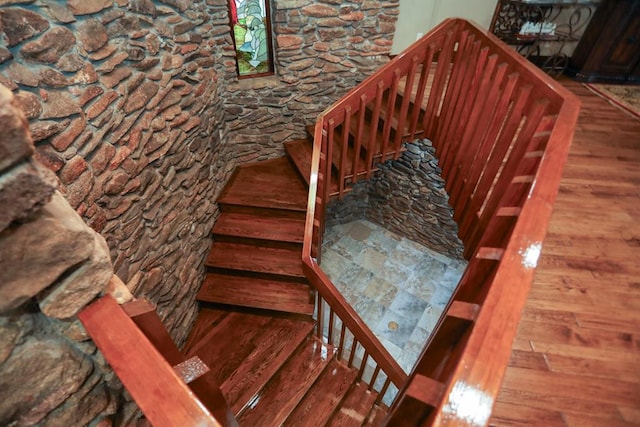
top-left (326, 140), bottom-right (465, 260)
top-left (222, 0), bottom-right (399, 162)
top-left (0, 87), bottom-right (118, 426)
top-left (0, 0), bottom-right (234, 346)
top-left (368, 140), bottom-right (464, 260)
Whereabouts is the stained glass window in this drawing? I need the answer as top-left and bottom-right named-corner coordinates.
top-left (229, 0), bottom-right (275, 78)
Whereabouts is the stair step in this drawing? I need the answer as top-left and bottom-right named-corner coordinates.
top-left (212, 211), bottom-right (305, 244)
top-left (217, 157), bottom-right (308, 212)
top-left (197, 273), bottom-right (314, 315)
top-left (284, 359), bottom-right (359, 427)
top-left (284, 138), bottom-right (313, 186)
top-left (363, 403), bottom-right (388, 427)
top-left (181, 308), bottom-right (229, 356)
top-left (327, 381), bottom-right (379, 427)
top-left (284, 138), bottom-right (341, 196)
top-left (237, 336), bottom-right (335, 426)
top-left (222, 319), bottom-right (315, 414)
top-left (185, 312), bottom-right (273, 385)
top-left (205, 242), bottom-right (306, 280)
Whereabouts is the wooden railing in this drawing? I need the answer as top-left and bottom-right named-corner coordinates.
top-left (302, 18), bottom-right (579, 424)
top-left (79, 293), bottom-right (230, 427)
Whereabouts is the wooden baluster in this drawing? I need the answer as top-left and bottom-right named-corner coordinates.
top-left (423, 29), bottom-right (458, 137)
top-left (392, 57), bottom-right (418, 159)
top-left (456, 83), bottom-right (531, 238)
top-left (376, 377), bottom-right (392, 404)
top-left (357, 351), bottom-right (370, 380)
top-left (316, 296), bottom-right (324, 338)
top-left (464, 101), bottom-right (550, 256)
top-left (352, 95), bottom-right (367, 183)
top-left (449, 69), bottom-right (519, 214)
top-left (439, 43), bottom-right (488, 172)
top-left (337, 322), bottom-right (347, 360)
top-left (324, 120), bottom-right (335, 205)
top-left (443, 55), bottom-right (502, 194)
top-left (407, 46), bottom-right (433, 139)
top-left (366, 82), bottom-right (384, 178)
top-left (339, 108), bottom-right (351, 197)
top-left (328, 308), bottom-right (335, 345)
top-left (348, 340), bottom-right (359, 368)
top-left (380, 69), bottom-right (401, 162)
top-left (368, 365), bottom-right (381, 390)
top-left (434, 34), bottom-right (478, 157)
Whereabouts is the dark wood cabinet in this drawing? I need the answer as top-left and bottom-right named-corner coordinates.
top-left (568, 0), bottom-right (640, 83)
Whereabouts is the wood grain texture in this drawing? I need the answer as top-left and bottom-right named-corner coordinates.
top-left (221, 319), bottom-right (314, 414)
top-left (205, 242), bottom-right (306, 280)
top-left (212, 211), bottom-right (305, 244)
top-left (491, 81), bottom-right (640, 426)
top-left (326, 380), bottom-right (379, 427)
top-left (237, 336), bottom-right (334, 426)
top-left (78, 296), bottom-right (219, 427)
top-left (197, 273), bottom-right (314, 315)
top-left (217, 157), bottom-right (308, 212)
top-left (284, 358), bottom-right (359, 427)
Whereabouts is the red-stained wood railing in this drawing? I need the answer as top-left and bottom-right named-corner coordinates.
top-left (303, 18), bottom-right (579, 425)
top-left (78, 294), bottom-right (226, 427)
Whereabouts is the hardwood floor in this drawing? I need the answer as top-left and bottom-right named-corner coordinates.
top-left (490, 81), bottom-right (640, 426)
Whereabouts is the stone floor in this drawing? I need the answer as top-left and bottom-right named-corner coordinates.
top-left (321, 219), bottom-right (467, 374)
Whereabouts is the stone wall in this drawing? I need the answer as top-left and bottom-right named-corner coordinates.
top-left (0, 86), bottom-right (118, 426)
top-left (222, 0), bottom-right (399, 161)
top-left (0, 0), bottom-right (234, 346)
top-left (0, 0), bottom-right (399, 423)
top-left (326, 139), bottom-right (465, 260)
top-left (368, 139), bottom-right (464, 260)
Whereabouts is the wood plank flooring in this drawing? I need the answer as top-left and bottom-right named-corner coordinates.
top-left (490, 81), bottom-right (640, 426)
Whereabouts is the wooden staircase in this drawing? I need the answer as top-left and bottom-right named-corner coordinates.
top-left (187, 69), bottom-right (428, 425)
top-left (79, 20), bottom-right (580, 427)
top-left (182, 307), bottom-right (388, 426)
top-left (190, 151), bottom-right (391, 425)
top-left (197, 157), bottom-right (314, 316)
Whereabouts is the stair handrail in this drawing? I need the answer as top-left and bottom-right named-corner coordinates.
top-left (303, 18), bottom-right (579, 425)
top-left (79, 293), bottom-right (224, 427)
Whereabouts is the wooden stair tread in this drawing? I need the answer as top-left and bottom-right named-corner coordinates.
top-left (185, 312), bottom-right (273, 385)
top-left (237, 336), bottom-right (335, 426)
top-left (363, 403), bottom-right (389, 427)
top-left (212, 211), bottom-right (305, 244)
top-left (285, 137), bottom-right (342, 196)
top-left (221, 319), bottom-right (315, 414)
top-left (327, 381), bottom-right (379, 427)
top-left (197, 273), bottom-right (314, 315)
top-left (181, 308), bottom-right (229, 355)
top-left (217, 157), bottom-right (308, 212)
top-left (284, 138), bottom-right (313, 186)
top-left (284, 359), bottom-right (359, 427)
top-left (205, 242), bottom-right (306, 280)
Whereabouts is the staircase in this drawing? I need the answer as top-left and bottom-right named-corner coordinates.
top-left (184, 67), bottom-right (425, 424)
top-left (197, 157), bottom-right (314, 316)
top-left (79, 19), bottom-right (580, 427)
top-left (182, 308), bottom-right (387, 426)
top-left (185, 150), bottom-right (391, 425)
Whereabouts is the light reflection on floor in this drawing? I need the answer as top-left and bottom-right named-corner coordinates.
top-left (321, 219), bottom-right (466, 374)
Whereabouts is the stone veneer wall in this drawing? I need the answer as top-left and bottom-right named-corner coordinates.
top-left (0, 87), bottom-right (119, 426)
top-left (0, 0), bottom-right (233, 349)
top-left (222, 0), bottom-right (399, 161)
top-left (0, 0), bottom-right (399, 424)
top-left (326, 139), bottom-right (465, 260)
